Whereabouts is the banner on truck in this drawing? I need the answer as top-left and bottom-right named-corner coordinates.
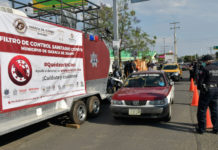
top-left (0, 12), bottom-right (86, 112)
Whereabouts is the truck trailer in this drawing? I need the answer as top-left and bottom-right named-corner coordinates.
top-left (0, 10), bottom-right (110, 136)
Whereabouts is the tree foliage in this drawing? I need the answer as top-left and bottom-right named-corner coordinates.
top-left (87, 0), bottom-right (156, 64)
top-left (183, 55), bottom-right (197, 62)
top-left (216, 52), bottom-right (218, 60)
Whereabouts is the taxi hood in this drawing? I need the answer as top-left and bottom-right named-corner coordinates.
top-left (112, 87), bottom-right (171, 101)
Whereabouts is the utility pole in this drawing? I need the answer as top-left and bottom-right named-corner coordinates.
top-left (112, 0), bottom-right (149, 69)
top-left (170, 22), bottom-right (180, 63)
top-left (163, 38), bottom-right (166, 55)
top-left (113, 0), bottom-right (120, 69)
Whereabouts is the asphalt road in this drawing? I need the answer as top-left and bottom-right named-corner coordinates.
top-left (0, 71), bottom-right (217, 150)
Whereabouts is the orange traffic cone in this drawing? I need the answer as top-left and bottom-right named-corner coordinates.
top-left (191, 85), bottom-right (199, 106)
top-left (206, 108), bottom-right (213, 129)
top-left (189, 78), bottom-right (194, 92)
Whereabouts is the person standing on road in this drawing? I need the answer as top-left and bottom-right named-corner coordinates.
top-left (124, 60), bottom-right (133, 77)
top-left (148, 63), bottom-right (155, 70)
top-left (131, 60), bottom-right (137, 72)
top-left (196, 60), bottom-right (205, 86)
top-left (128, 60), bottom-right (134, 74)
top-left (124, 61), bottom-right (129, 78)
top-left (193, 61), bottom-right (198, 82)
top-left (189, 62), bottom-right (194, 81)
top-left (196, 55), bottom-right (218, 134)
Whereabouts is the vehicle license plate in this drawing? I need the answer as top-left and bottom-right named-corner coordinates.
top-left (128, 109), bottom-right (141, 115)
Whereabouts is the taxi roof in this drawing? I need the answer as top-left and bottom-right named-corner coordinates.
top-left (131, 70), bottom-right (165, 75)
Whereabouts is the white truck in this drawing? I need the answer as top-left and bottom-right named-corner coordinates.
top-left (165, 53), bottom-right (175, 63)
top-left (0, 9), bottom-right (110, 136)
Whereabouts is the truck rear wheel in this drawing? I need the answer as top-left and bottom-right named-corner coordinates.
top-left (69, 100), bottom-right (87, 125)
top-left (87, 96), bottom-right (100, 117)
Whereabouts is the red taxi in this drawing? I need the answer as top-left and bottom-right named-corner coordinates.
top-left (110, 71), bottom-right (174, 121)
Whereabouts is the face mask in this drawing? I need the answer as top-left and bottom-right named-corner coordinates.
top-left (159, 82), bottom-right (165, 86)
top-left (202, 62), bottom-right (206, 67)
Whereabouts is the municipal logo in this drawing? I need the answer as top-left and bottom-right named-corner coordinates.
top-left (13, 18), bottom-right (27, 33)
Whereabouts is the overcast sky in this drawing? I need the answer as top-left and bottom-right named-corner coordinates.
top-left (92, 0), bottom-right (218, 57)
top-left (1, 0), bottom-right (218, 56)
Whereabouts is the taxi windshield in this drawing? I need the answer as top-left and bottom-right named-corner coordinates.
top-left (163, 65), bottom-right (178, 70)
top-left (124, 73), bottom-right (166, 87)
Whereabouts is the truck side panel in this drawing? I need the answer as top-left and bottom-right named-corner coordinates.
top-left (0, 100), bottom-right (69, 135)
top-left (83, 36), bottom-right (110, 99)
top-left (0, 11), bottom-right (85, 135)
top-left (0, 12), bottom-right (86, 112)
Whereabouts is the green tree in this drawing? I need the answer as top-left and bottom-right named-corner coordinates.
top-left (183, 55), bottom-right (196, 62)
top-left (87, 0), bottom-right (156, 65)
top-left (128, 28), bottom-right (156, 53)
top-left (216, 52), bottom-right (218, 60)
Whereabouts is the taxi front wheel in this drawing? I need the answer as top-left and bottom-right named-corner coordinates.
top-left (162, 104), bottom-right (172, 122)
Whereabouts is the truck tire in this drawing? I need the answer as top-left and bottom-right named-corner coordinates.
top-left (86, 96), bottom-right (100, 117)
top-left (69, 100), bottom-right (87, 125)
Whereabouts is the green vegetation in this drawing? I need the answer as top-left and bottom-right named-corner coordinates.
top-left (86, 0), bottom-right (156, 65)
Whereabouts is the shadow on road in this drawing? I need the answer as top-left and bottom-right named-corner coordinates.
top-left (174, 102), bottom-right (191, 106)
top-left (0, 121), bottom-right (50, 146)
top-left (182, 77), bottom-right (190, 82)
top-left (0, 113), bottom-right (73, 146)
top-left (87, 102), bottom-right (195, 134)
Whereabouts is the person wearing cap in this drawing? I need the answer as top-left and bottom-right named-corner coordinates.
top-left (196, 55), bottom-right (218, 134)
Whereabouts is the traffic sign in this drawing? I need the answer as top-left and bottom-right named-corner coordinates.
top-left (113, 40), bottom-right (121, 49)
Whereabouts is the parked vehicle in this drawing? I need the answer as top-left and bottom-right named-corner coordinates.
top-left (165, 53), bottom-right (175, 63)
top-left (110, 71), bottom-right (174, 122)
top-left (0, 9), bottom-right (110, 135)
top-left (180, 63), bottom-right (190, 71)
top-left (212, 61), bottom-right (218, 66)
top-left (107, 73), bottom-right (123, 94)
top-left (162, 63), bottom-right (182, 81)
